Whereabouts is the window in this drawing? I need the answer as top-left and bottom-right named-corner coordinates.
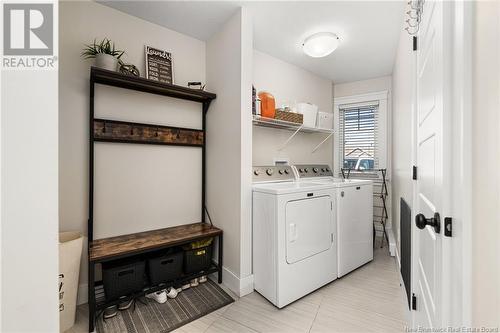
top-left (334, 92), bottom-right (388, 229)
top-left (338, 104), bottom-right (379, 172)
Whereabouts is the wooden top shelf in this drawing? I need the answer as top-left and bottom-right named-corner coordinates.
top-left (90, 222), bottom-right (222, 262)
top-left (90, 67), bottom-right (216, 103)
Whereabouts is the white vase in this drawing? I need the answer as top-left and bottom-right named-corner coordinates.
top-left (94, 53), bottom-right (118, 71)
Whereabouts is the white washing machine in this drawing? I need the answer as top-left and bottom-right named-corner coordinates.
top-left (252, 165), bottom-right (337, 308)
top-left (294, 164), bottom-right (373, 277)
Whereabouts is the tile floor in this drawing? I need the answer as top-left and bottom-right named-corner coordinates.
top-left (70, 244), bottom-right (408, 333)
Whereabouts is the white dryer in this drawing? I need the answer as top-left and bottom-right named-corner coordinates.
top-left (252, 166), bottom-right (337, 308)
top-left (294, 165), bottom-right (373, 277)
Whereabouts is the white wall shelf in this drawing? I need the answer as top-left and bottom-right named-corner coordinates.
top-left (252, 115), bottom-right (334, 152)
top-left (252, 115), bottom-right (334, 134)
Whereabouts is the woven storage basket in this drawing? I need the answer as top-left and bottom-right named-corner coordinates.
top-left (275, 110), bottom-right (303, 124)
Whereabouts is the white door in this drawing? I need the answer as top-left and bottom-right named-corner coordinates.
top-left (286, 195), bottom-right (332, 264)
top-left (413, 0), bottom-right (450, 328)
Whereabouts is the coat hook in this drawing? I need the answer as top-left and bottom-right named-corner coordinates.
top-left (405, 25), bottom-right (419, 35)
top-left (406, 10), bottom-right (419, 19)
top-left (155, 127), bottom-right (159, 137)
top-left (405, 0), bottom-right (424, 35)
top-left (102, 122), bottom-right (106, 133)
top-left (130, 127), bottom-right (134, 135)
top-left (406, 19), bottom-right (418, 28)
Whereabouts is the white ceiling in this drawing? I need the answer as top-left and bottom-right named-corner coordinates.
top-left (99, 1), bottom-right (405, 83)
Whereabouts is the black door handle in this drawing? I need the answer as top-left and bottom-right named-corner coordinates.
top-left (415, 212), bottom-right (440, 234)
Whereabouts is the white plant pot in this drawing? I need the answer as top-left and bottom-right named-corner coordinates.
top-left (94, 53), bottom-right (118, 71)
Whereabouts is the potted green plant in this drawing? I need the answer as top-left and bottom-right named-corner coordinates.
top-left (81, 38), bottom-right (124, 71)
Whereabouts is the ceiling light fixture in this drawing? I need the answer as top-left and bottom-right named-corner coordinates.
top-left (302, 32), bottom-right (340, 58)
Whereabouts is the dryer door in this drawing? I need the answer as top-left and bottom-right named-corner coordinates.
top-left (286, 195), bottom-right (333, 264)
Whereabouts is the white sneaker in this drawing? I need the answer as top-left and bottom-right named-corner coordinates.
top-left (145, 290), bottom-right (167, 304)
top-left (181, 283), bottom-right (191, 290)
top-left (166, 287), bottom-right (178, 299)
top-left (190, 278), bottom-right (199, 287)
top-left (199, 276), bottom-right (207, 283)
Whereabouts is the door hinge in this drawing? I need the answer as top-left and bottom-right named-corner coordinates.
top-left (412, 166), bottom-right (417, 180)
top-left (412, 293), bottom-right (417, 310)
top-left (444, 217), bottom-right (452, 237)
top-left (413, 36), bottom-right (418, 51)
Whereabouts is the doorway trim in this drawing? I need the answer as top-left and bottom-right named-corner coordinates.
top-left (447, 0), bottom-right (473, 326)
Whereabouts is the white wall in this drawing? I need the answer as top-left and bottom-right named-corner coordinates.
top-left (334, 76), bottom-right (392, 98)
top-left (239, 8), bottom-right (254, 294)
top-left (252, 50), bottom-right (333, 166)
top-left (391, 26), bottom-right (414, 254)
top-left (59, 1), bottom-right (206, 302)
top-left (471, 1), bottom-right (500, 326)
top-left (206, 8), bottom-right (253, 296)
top-left (1, 45), bottom-right (59, 333)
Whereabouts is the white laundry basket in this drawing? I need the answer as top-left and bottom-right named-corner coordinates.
top-left (59, 232), bottom-right (83, 332)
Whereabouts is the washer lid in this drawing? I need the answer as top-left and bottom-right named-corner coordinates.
top-left (252, 182), bottom-right (332, 195)
top-left (311, 178), bottom-right (373, 188)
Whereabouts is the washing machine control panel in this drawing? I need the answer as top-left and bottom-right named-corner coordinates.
top-left (294, 164), bottom-right (333, 178)
top-left (253, 166), bottom-right (294, 182)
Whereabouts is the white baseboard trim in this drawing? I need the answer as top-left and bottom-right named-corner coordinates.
top-left (77, 283), bottom-right (88, 305)
top-left (220, 266), bottom-right (254, 297)
top-left (393, 242), bottom-right (411, 323)
top-left (386, 227), bottom-right (396, 257)
top-left (238, 274), bottom-right (254, 296)
top-left (395, 243), bottom-right (401, 269)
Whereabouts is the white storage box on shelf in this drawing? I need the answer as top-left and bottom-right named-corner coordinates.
top-left (317, 112), bottom-right (334, 130)
top-left (296, 102), bottom-right (318, 128)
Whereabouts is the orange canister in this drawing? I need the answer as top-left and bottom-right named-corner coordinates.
top-left (258, 91), bottom-right (276, 119)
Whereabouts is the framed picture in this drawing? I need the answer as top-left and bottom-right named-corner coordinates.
top-left (145, 45), bottom-right (173, 84)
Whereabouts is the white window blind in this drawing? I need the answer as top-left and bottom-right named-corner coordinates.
top-left (338, 103), bottom-right (379, 173)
